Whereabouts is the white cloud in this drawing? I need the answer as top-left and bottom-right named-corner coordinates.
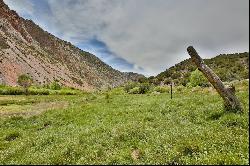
top-left (3, 0), bottom-right (34, 16)
top-left (4, 0), bottom-right (249, 76)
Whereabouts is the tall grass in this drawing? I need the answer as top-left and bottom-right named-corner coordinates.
top-left (0, 85), bottom-right (83, 95)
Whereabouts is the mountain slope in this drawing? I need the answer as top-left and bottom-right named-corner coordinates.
top-left (0, 0), bottom-right (142, 91)
top-left (152, 52), bottom-right (249, 85)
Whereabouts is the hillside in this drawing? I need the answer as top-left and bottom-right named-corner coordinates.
top-left (152, 52), bottom-right (249, 85)
top-left (0, 0), bottom-right (142, 91)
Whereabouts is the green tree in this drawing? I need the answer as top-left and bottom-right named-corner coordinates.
top-left (189, 69), bottom-right (209, 87)
top-left (17, 74), bottom-right (33, 95)
top-left (163, 78), bottom-right (172, 85)
top-left (50, 80), bottom-right (62, 90)
top-left (138, 77), bottom-right (148, 83)
top-left (138, 83), bottom-right (151, 94)
top-left (124, 82), bottom-right (138, 93)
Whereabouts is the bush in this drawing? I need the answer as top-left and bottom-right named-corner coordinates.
top-left (138, 83), bottom-right (151, 94)
top-left (125, 82), bottom-right (151, 94)
top-left (43, 84), bottom-right (51, 89)
top-left (163, 78), bottom-right (172, 85)
top-left (153, 86), bottom-right (169, 93)
top-left (189, 69), bottom-right (209, 87)
top-left (176, 86), bottom-right (184, 92)
top-left (0, 84), bottom-right (6, 88)
top-left (124, 82), bottom-right (138, 93)
top-left (50, 81), bottom-right (62, 90)
top-left (0, 86), bottom-right (81, 95)
top-left (0, 37), bottom-right (10, 49)
top-left (28, 88), bottom-right (50, 95)
top-left (138, 77), bottom-right (148, 83)
top-left (0, 87), bottom-right (24, 95)
top-left (171, 72), bottom-right (181, 79)
top-left (58, 89), bottom-right (77, 95)
top-left (180, 78), bottom-right (188, 86)
top-left (152, 79), bottom-right (161, 85)
top-left (109, 87), bottom-right (125, 95)
top-left (240, 79), bottom-right (249, 86)
top-left (48, 89), bottom-right (77, 95)
top-left (128, 87), bottom-right (140, 94)
top-left (17, 74), bottom-right (33, 95)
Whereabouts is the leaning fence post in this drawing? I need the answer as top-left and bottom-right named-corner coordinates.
top-left (170, 82), bottom-right (173, 99)
top-left (187, 46), bottom-right (243, 112)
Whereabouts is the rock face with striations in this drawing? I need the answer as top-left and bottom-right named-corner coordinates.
top-left (0, 0), bottom-right (143, 90)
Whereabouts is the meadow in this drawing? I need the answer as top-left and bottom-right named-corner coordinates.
top-left (0, 80), bottom-right (249, 165)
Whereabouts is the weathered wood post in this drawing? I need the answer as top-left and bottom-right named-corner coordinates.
top-left (187, 46), bottom-right (243, 112)
top-left (170, 82), bottom-right (173, 99)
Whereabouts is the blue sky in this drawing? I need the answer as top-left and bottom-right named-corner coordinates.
top-left (78, 37), bottom-right (144, 73)
top-left (3, 0), bottom-right (249, 76)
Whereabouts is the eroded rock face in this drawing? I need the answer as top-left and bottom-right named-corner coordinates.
top-left (0, 0), bottom-right (143, 90)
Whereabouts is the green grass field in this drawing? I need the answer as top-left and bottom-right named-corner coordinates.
top-left (0, 81), bottom-right (249, 165)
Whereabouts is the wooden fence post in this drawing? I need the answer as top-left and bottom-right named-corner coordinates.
top-left (170, 82), bottom-right (173, 99)
top-left (187, 46), bottom-right (243, 112)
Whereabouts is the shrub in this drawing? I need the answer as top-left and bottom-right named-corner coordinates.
top-left (171, 72), bottom-right (181, 79)
top-left (50, 81), bottom-right (62, 90)
top-left (128, 87), bottom-right (140, 94)
top-left (242, 70), bottom-right (249, 79)
top-left (240, 79), bottom-right (249, 86)
top-left (173, 79), bottom-right (180, 85)
top-left (43, 84), bottom-right (51, 89)
top-left (189, 69), bottom-right (209, 87)
top-left (163, 78), bottom-right (172, 85)
top-left (48, 89), bottom-right (77, 95)
top-left (58, 89), bottom-right (77, 95)
top-left (138, 77), bottom-right (148, 83)
top-left (186, 82), bottom-right (192, 88)
top-left (176, 86), bottom-right (184, 92)
top-left (28, 88), bottom-right (50, 95)
top-left (109, 87), bottom-right (125, 95)
top-left (0, 87), bottom-right (24, 95)
top-left (180, 78), bottom-right (188, 86)
top-left (138, 83), bottom-right (151, 94)
top-left (0, 84), bottom-right (6, 88)
top-left (124, 82), bottom-right (138, 93)
top-left (125, 82), bottom-right (151, 94)
top-left (152, 79), bottom-right (161, 86)
top-left (105, 93), bottom-right (110, 100)
top-left (17, 74), bottom-right (33, 95)
top-left (0, 85), bottom-right (81, 95)
top-left (153, 86), bottom-right (169, 93)
top-left (0, 36), bottom-right (10, 49)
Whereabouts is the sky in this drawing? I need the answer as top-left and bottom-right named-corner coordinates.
top-left (3, 0), bottom-right (249, 76)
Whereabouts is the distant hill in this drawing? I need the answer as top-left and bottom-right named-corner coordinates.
top-left (151, 52), bottom-right (249, 86)
top-left (0, 0), bottom-right (143, 91)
